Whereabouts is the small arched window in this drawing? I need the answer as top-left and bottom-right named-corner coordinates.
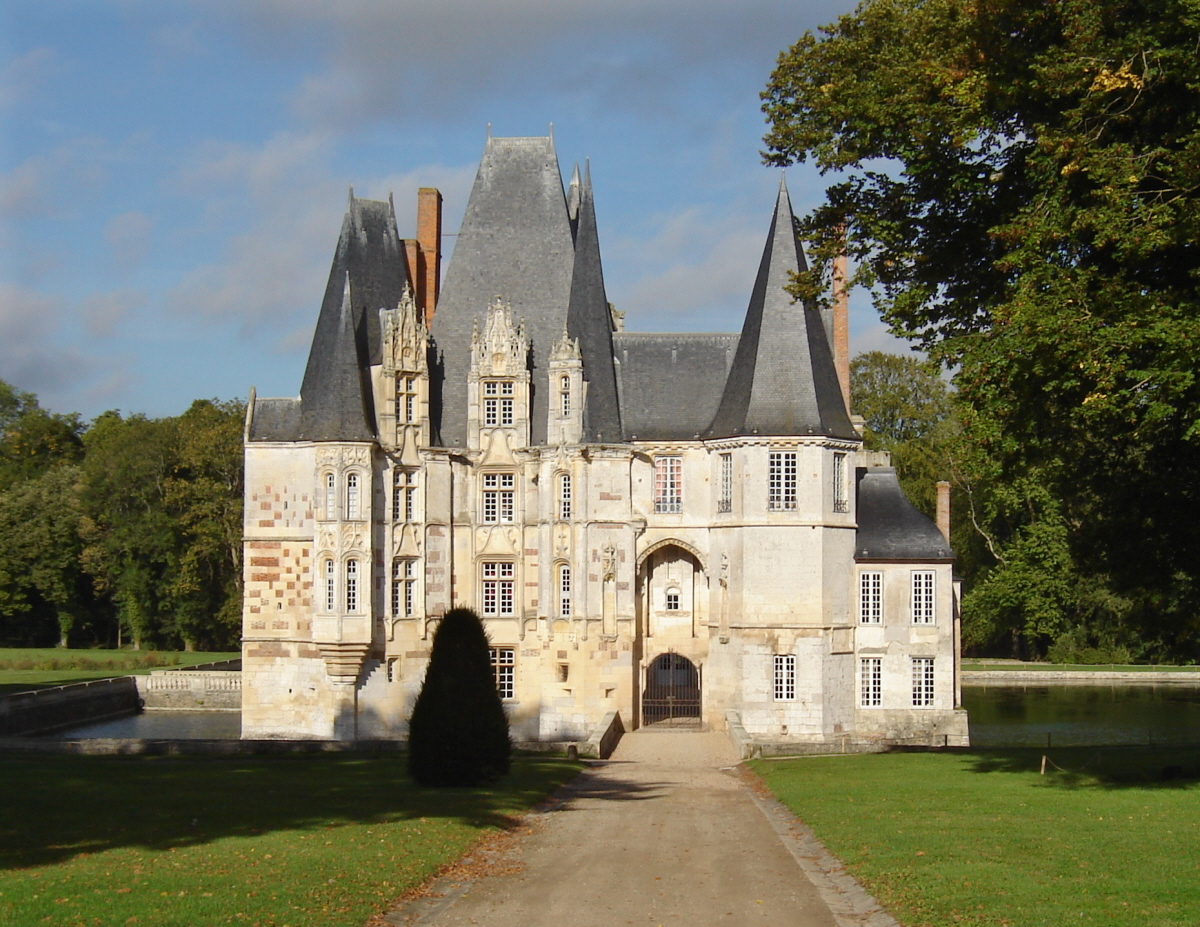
top-left (345, 559), bottom-right (359, 612)
top-left (324, 473), bottom-right (336, 520)
top-left (346, 472), bottom-right (360, 519)
top-left (323, 559), bottom-right (335, 612)
top-left (559, 564), bottom-right (571, 617)
top-left (559, 473), bottom-right (572, 520)
top-left (560, 375), bottom-right (571, 417)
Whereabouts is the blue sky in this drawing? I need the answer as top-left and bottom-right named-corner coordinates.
top-left (0, 0), bottom-right (908, 420)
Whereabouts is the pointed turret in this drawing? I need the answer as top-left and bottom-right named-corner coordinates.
top-left (298, 273), bottom-right (376, 440)
top-left (565, 162), bottom-right (622, 442)
top-left (705, 179), bottom-right (856, 439)
top-left (429, 134), bottom-right (576, 446)
top-left (297, 192), bottom-right (408, 440)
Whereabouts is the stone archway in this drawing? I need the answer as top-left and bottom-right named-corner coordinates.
top-left (643, 652), bottom-right (701, 725)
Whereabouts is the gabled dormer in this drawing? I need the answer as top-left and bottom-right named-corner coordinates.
top-left (467, 298), bottom-right (531, 451)
top-left (547, 330), bottom-right (585, 446)
top-left (379, 286), bottom-right (430, 453)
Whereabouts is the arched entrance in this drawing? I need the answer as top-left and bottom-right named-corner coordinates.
top-left (643, 652), bottom-right (701, 725)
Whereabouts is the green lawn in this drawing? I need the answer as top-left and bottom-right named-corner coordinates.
top-left (0, 649), bottom-right (239, 695)
top-left (750, 747), bottom-right (1200, 927)
top-left (0, 752), bottom-right (580, 927)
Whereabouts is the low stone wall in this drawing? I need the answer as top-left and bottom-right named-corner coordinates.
top-left (0, 737), bottom-right (406, 756)
top-left (0, 677), bottom-right (141, 737)
top-left (963, 670), bottom-right (1200, 686)
top-left (725, 710), bottom-right (944, 759)
top-left (135, 671), bottom-right (241, 709)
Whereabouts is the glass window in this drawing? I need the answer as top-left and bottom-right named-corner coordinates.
top-left (483, 381), bottom-right (514, 426)
top-left (482, 472), bottom-right (515, 523)
top-left (560, 375), bottom-right (571, 417)
top-left (859, 571), bottom-right (883, 624)
top-left (833, 452), bottom-right (849, 513)
top-left (559, 564), bottom-right (571, 617)
top-left (482, 562), bottom-right (515, 616)
top-left (860, 657), bottom-right (882, 707)
top-left (346, 472), bottom-right (360, 520)
top-left (654, 456), bottom-right (682, 514)
top-left (490, 647), bottom-right (515, 699)
top-left (345, 559), bottom-right (359, 613)
top-left (559, 473), bottom-right (572, 520)
top-left (912, 657), bottom-right (935, 707)
top-left (774, 654), bottom-right (796, 700)
top-left (392, 559), bottom-right (417, 618)
top-left (768, 451), bottom-right (797, 511)
top-left (718, 453), bottom-right (732, 514)
top-left (912, 571), bottom-right (936, 624)
top-left (665, 591), bottom-right (680, 610)
top-left (323, 559), bottom-right (335, 612)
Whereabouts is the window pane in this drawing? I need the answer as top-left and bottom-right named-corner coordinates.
top-left (860, 572), bottom-right (883, 623)
top-left (654, 456), bottom-right (682, 513)
top-left (769, 452), bottom-right (797, 511)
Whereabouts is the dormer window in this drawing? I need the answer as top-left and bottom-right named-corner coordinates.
top-left (484, 380), bottom-right (514, 426)
top-left (481, 472), bottom-right (515, 523)
top-left (396, 375), bottom-right (417, 424)
top-left (560, 376), bottom-right (571, 417)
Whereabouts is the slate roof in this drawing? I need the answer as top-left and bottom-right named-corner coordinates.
top-left (615, 333), bottom-right (739, 441)
top-left (706, 179), bottom-right (856, 440)
top-left (565, 163), bottom-right (623, 443)
top-left (247, 397), bottom-right (301, 442)
top-left (855, 467), bottom-right (954, 562)
top-left (430, 136), bottom-right (577, 447)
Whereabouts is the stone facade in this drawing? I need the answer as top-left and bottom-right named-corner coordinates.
top-left (241, 134), bottom-right (969, 746)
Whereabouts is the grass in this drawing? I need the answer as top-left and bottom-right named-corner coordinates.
top-left (750, 747), bottom-right (1200, 927)
top-left (0, 649), bottom-right (239, 695)
top-left (0, 752), bottom-right (581, 927)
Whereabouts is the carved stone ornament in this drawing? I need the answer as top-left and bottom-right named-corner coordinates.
top-left (602, 543), bottom-right (618, 582)
top-left (381, 285), bottom-right (428, 377)
top-left (550, 328), bottom-right (581, 363)
top-left (345, 445), bottom-right (370, 467)
top-left (316, 526), bottom-right (337, 553)
top-left (471, 297), bottom-right (527, 375)
top-left (316, 446), bottom-right (341, 467)
top-left (719, 553), bottom-right (730, 589)
top-left (340, 522), bottom-right (367, 553)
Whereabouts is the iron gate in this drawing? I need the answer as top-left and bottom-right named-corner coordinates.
top-left (643, 653), bottom-right (700, 725)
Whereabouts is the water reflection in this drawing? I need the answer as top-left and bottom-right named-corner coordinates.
top-left (51, 710), bottom-right (241, 740)
top-left (964, 684), bottom-right (1200, 746)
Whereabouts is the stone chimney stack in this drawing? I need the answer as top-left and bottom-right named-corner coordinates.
top-left (416, 187), bottom-right (442, 326)
top-left (832, 226), bottom-right (851, 415)
top-left (936, 480), bottom-right (951, 543)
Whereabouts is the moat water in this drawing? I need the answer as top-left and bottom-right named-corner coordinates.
top-left (963, 684), bottom-right (1200, 746)
top-left (43, 685), bottom-right (1200, 745)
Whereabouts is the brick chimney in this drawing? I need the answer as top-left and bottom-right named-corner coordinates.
top-left (832, 226), bottom-right (851, 415)
top-left (936, 480), bottom-right (951, 543)
top-left (416, 187), bottom-right (442, 326)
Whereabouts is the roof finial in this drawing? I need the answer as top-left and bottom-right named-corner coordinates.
top-left (548, 122), bottom-right (554, 144)
top-left (486, 122), bottom-right (492, 140)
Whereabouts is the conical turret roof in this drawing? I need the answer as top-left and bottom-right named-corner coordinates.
top-left (565, 163), bottom-right (622, 442)
top-left (705, 179), bottom-right (856, 440)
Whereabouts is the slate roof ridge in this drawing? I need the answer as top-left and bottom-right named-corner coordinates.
top-left (704, 177), bottom-right (857, 440)
top-left (565, 160), bottom-right (622, 443)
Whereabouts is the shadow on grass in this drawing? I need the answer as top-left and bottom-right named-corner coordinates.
top-left (956, 745), bottom-right (1200, 789)
top-left (0, 752), bottom-right (584, 870)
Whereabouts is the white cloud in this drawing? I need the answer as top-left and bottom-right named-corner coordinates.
top-left (81, 288), bottom-right (147, 337)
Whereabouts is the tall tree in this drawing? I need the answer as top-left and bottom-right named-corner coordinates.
top-left (765, 0), bottom-right (1200, 656)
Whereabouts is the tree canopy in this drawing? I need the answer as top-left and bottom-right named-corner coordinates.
top-left (766, 0), bottom-right (1200, 658)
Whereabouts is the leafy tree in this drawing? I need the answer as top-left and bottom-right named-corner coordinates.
top-left (765, 0), bottom-right (1200, 656)
top-left (0, 379), bottom-right (84, 491)
top-left (408, 607), bottom-right (511, 787)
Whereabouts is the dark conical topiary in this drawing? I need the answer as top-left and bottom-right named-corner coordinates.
top-left (407, 607), bottom-right (511, 786)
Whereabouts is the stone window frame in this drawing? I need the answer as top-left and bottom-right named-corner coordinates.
top-left (773, 654), bottom-right (796, 701)
top-left (653, 455), bottom-right (682, 514)
top-left (345, 471), bottom-right (364, 521)
top-left (490, 646), bottom-right (515, 699)
top-left (559, 375), bottom-right (571, 417)
top-left (859, 571), bottom-right (883, 624)
top-left (558, 472), bottom-right (572, 520)
top-left (912, 656), bottom-right (935, 707)
top-left (483, 379), bottom-right (515, 427)
top-left (393, 468), bottom-right (417, 522)
top-left (558, 562), bottom-right (571, 617)
top-left (345, 557), bottom-right (360, 613)
top-left (481, 471), bottom-right (516, 524)
top-left (322, 557), bottom-right (336, 613)
top-left (391, 558), bottom-right (418, 618)
top-left (833, 451), bottom-right (849, 513)
top-left (665, 589), bottom-right (680, 611)
top-left (768, 451), bottom-right (797, 511)
top-left (481, 561), bottom-right (515, 616)
top-left (911, 570), bottom-right (936, 624)
top-left (717, 453), bottom-right (733, 514)
top-left (323, 471), bottom-right (336, 521)
top-left (860, 656), bottom-right (882, 708)
top-left (396, 374), bottom-right (417, 425)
